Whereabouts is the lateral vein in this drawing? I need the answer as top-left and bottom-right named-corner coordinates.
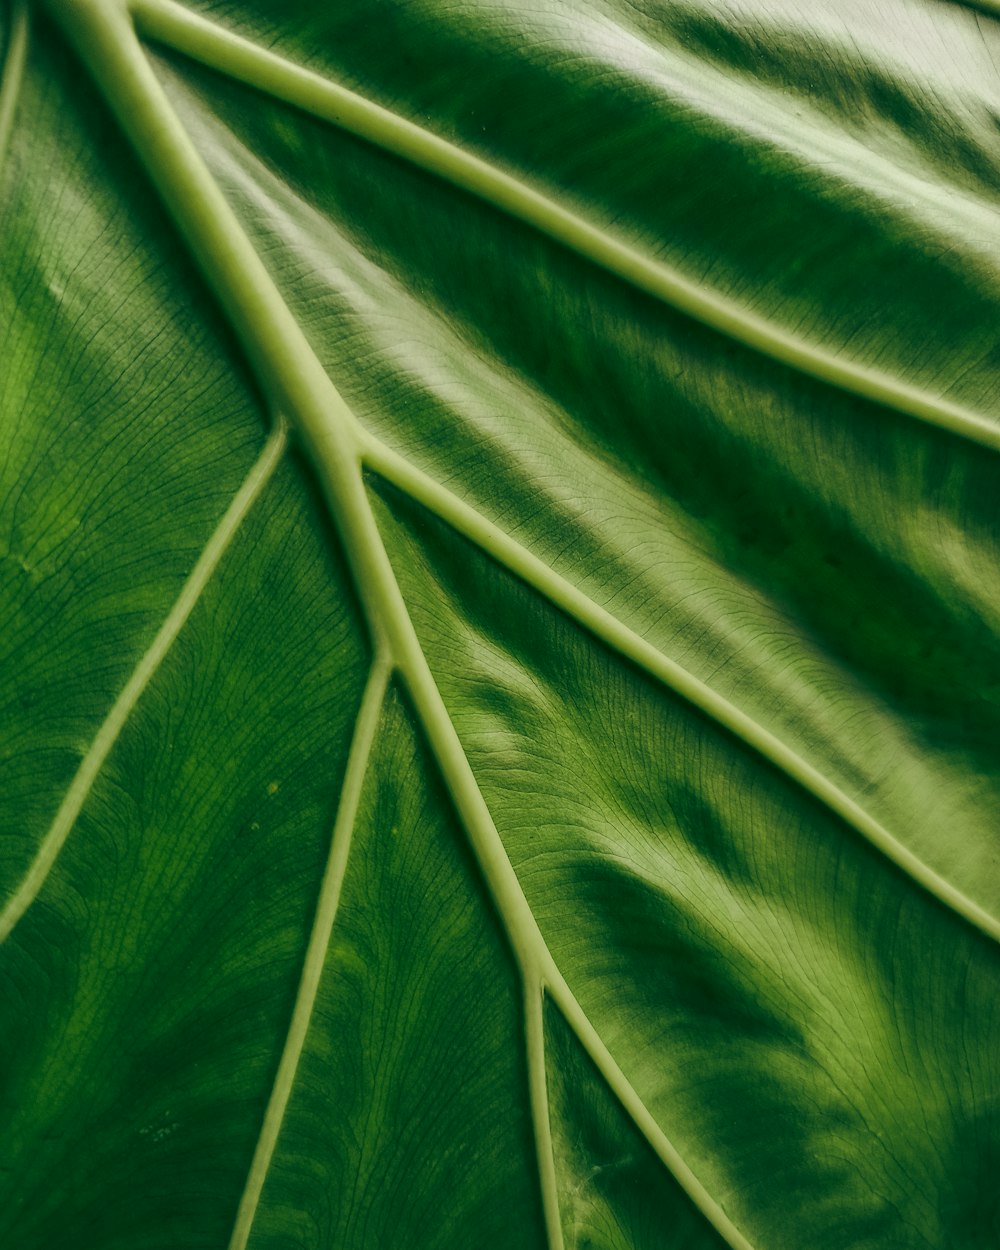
top-left (130, 0), bottom-right (1000, 455)
top-left (0, 422), bottom-right (286, 944)
top-left (227, 656), bottom-right (391, 1250)
top-left (363, 434), bottom-right (1000, 950)
top-left (0, 0), bottom-right (28, 177)
top-left (526, 976), bottom-right (564, 1250)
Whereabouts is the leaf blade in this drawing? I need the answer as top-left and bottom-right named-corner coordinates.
top-left (6, 0), bottom-right (1000, 1246)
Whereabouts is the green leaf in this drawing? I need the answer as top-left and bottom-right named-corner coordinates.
top-left (3, 0), bottom-right (1000, 1246)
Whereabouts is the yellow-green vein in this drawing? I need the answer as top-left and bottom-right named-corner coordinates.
top-left (228, 655), bottom-right (391, 1250)
top-left (527, 977), bottom-right (565, 1250)
top-left (0, 418), bottom-right (287, 945)
top-left (0, 0), bottom-right (28, 176)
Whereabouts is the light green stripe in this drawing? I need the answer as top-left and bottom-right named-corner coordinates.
top-left (0, 1), bottom-right (29, 179)
top-left (227, 657), bottom-right (391, 1250)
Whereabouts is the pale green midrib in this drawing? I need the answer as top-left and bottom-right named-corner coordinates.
top-left (129, 0), bottom-right (1000, 456)
top-left (47, 6), bottom-right (751, 1249)
top-left (0, 0), bottom-right (28, 176)
top-left (363, 435), bottom-right (1000, 950)
top-left (0, 420), bottom-right (287, 945)
top-left (228, 656), bottom-right (391, 1250)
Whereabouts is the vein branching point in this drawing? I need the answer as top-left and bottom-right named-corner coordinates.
top-left (34, 3), bottom-right (760, 1247)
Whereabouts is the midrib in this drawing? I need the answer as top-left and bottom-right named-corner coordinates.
top-left (44, 3), bottom-right (757, 1248)
top-left (362, 433), bottom-right (1000, 949)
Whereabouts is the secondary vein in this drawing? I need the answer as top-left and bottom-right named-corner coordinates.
top-left (131, 0), bottom-right (1000, 456)
top-left (0, 0), bottom-right (28, 178)
top-left (526, 978), bottom-right (565, 1250)
top-left (0, 420), bottom-right (287, 945)
top-left (363, 434), bottom-right (1000, 950)
top-left (227, 656), bottom-right (391, 1250)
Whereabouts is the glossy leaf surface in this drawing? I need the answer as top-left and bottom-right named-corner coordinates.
top-left (2, 0), bottom-right (1000, 1246)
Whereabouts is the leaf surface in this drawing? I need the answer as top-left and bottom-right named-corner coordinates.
top-left (2, 0), bottom-right (1000, 1246)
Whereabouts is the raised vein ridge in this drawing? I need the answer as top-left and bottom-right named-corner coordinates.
top-left (131, 0), bottom-right (1000, 456)
top-left (0, 420), bottom-right (286, 944)
top-left (0, 0), bottom-right (28, 176)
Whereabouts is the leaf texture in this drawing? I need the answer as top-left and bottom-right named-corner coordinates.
top-left (2, 0), bottom-right (1000, 1247)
